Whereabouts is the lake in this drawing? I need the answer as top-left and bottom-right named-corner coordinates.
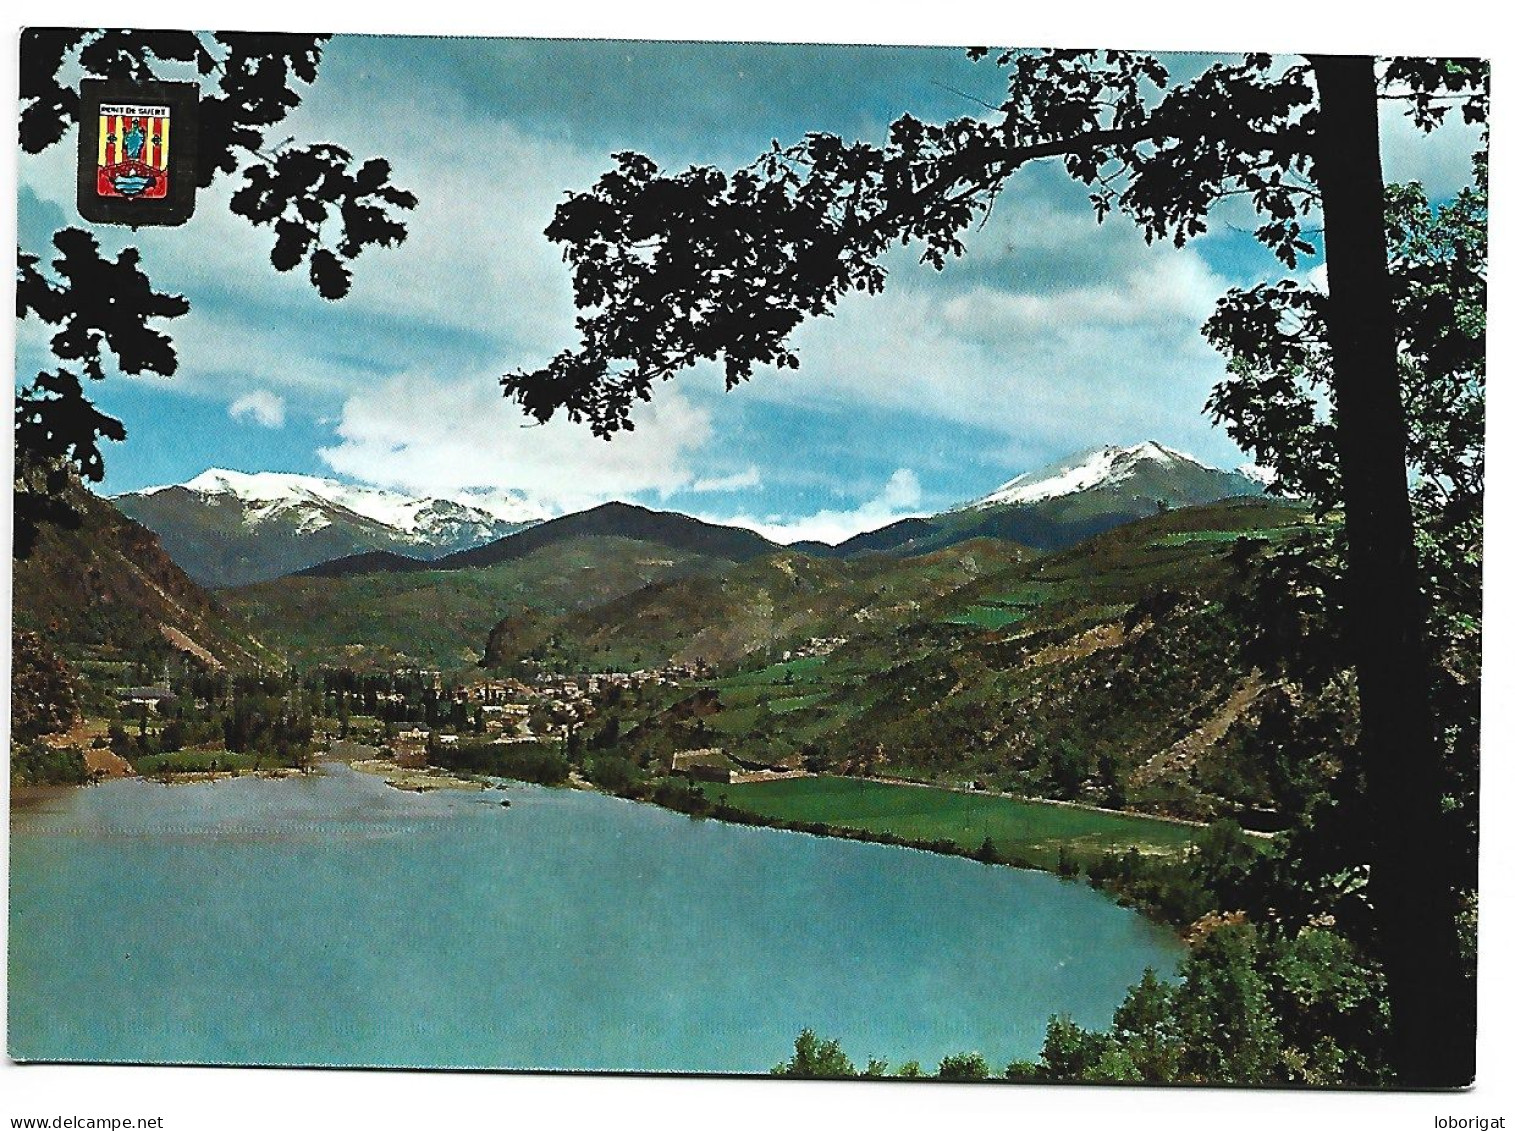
top-left (9, 766), bottom-right (1182, 1073)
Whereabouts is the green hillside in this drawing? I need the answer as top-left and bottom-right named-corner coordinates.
top-left (588, 499), bottom-right (1316, 824)
top-left (221, 492), bottom-right (1316, 825)
top-left (488, 538), bottom-right (1032, 671)
top-left (12, 482), bottom-right (273, 672)
top-left (223, 535), bottom-right (723, 669)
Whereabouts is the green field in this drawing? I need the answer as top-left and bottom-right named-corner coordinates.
top-left (710, 776), bottom-right (1201, 870)
top-left (943, 604), bottom-right (1030, 629)
top-left (717, 655), bottom-right (833, 688)
top-left (1149, 528), bottom-right (1289, 547)
top-left (132, 749), bottom-right (282, 774)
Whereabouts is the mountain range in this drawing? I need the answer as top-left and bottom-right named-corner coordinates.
top-left (293, 500), bottom-right (782, 579)
top-left (967, 441), bottom-right (1262, 509)
top-left (114, 442), bottom-right (1265, 589)
top-left (180, 440), bottom-right (1271, 672)
top-left (19, 455), bottom-right (1311, 832)
top-left (801, 442), bottom-right (1265, 557)
top-left (113, 469), bottom-right (543, 587)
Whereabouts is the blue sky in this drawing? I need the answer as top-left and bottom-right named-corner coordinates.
top-left (16, 36), bottom-right (1484, 542)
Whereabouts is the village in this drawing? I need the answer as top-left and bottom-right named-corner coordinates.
top-left (319, 638), bottom-right (846, 782)
top-left (83, 636), bottom-right (859, 794)
top-left (360, 661), bottom-right (713, 767)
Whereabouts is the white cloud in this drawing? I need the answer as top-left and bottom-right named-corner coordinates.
top-left (292, 115), bottom-right (601, 365)
top-left (878, 467), bottom-right (924, 509)
top-left (318, 370), bottom-right (715, 513)
top-left (690, 467), bottom-right (762, 493)
top-left (714, 468), bottom-right (925, 546)
top-left (744, 185), bottom-right (1244, 469)
top-left (228, 390), bottom-right (287, 428)
top-left (17, 82), bottom-right (604, 405)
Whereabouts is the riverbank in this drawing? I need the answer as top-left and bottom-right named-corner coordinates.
top-left (625, 775), bottom-right (1102, 871)
top-left (8, 783), bottom-right (76, 812)
top-left (9, 763), bottom-right (311, 799)
top-left (616, 773), bottom-right (1252, 932)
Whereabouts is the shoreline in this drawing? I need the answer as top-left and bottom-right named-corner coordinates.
top-left (601, 776), bottom-right (1202, 935)
top-left (349, 758), bottom-right (491, 793)
top-left (14, 759), bottom-right (1202, 934)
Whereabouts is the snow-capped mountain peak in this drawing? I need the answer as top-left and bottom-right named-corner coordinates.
top-left (966, 442), bottom-right (1237, 509)
top-left (116, 469), bottom-right (548, 588)
top-left (143, 468), bottom-right (546, 534)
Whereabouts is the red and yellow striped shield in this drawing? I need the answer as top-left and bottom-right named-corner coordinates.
top-left (96, 103), bottom-right (171, 200)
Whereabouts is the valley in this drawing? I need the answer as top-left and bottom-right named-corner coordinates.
top-left (15, 442), bottom-right (1311, 928)
top-left (6, 439), bottom-right (1401, 1081)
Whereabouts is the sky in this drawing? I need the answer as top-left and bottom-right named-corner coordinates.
top-left (15, 35), bottom-right (1485, 543)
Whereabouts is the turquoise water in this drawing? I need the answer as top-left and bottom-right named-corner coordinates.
top-left (9, 767), bottom-right (1181, 1072)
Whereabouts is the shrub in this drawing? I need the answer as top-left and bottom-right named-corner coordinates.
top-left (772, 1030), bottom-right (856, 1078)
top-left (12, 741), bottom-right (89, 786)
top-left (937, 1052), bottom-right (991, 1080)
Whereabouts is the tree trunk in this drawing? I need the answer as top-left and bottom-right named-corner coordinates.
top-left (1309, 54), bottom-right (1475, 1087)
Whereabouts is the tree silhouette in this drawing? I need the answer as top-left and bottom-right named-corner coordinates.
top-left (1206, 140), bottom-right (1484, 1078)
top-left (15, 29), bottom-right (417, 556)
top-left (502, 49), bottom-right (1486, 1085)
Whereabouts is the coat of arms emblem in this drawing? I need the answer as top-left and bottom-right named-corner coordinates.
top-left (76, 78), bottom-right (198, 226)
top-left (97, 103), bottom-right (171, 199)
